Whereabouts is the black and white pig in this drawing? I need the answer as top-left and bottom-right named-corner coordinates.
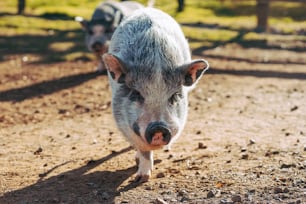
top-left (103, 8), bottom-right (209, 182)
top-left (76, 0), bottom-right (144, 72)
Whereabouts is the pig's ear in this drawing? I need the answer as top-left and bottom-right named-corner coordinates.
top-left (75, 16), bottom-right (88, 31)
top-left (102, 53), bottom-right (126, 84)
top-left (181, 59), bottom-right (209, 87)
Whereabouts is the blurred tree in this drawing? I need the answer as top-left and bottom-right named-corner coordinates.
top-left (256, 0), bottom-right (270, 32)
top-left (177, 0), bottom-right (185, 12)
top-left (17, 0), bottom-right (26, 15)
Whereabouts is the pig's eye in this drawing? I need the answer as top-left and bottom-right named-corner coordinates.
top-left (169, 92), bottom-right (182, 106)
top-left (129, 90), bottom-right (144, 104)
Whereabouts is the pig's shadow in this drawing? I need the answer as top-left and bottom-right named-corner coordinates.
top-left (0, 146), bottom-right (140, 204)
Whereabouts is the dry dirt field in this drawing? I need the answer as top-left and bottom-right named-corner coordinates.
top-left (0, 44), bottom-right (305, 203)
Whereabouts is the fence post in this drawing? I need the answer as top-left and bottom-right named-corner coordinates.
top-left (256, 0), bottom-right (270, 32)
top-left (17, 0), bottom-right (26, 15)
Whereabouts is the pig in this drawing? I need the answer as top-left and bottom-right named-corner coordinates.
top-left (76, 0), bottom-right (144, 72)
top-left (102, 8), bottom-right (209, 182)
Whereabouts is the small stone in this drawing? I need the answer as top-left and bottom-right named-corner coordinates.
top-left (145, 186), bottom-right (153, 190)
top-left (178, 189), bottom-right (188, 197)
top-left (159, 183), bottom-right (166, 188)
top-left (265, 151), bottom-right (271, 157)
top-left (207, 190), bottom-right (215, 198)
top-left (180, 196), bottom-right (189, 202)
top-left (274, 187), bottom-right (283, 194)
top-left (86, 182), bottom-right (95, 187)
top-left (303, 145), bottom-right (306, 151)
top-left (215, 190), bottom-right (222, 197)
top-left (198, 142), bottom-right (207, 149)
top-left (290, 105), bottom-right (298, 111)
top-left (272, 150), bottom-right (280, 155)
top-left (241, 147), bottom-right (247, 152)
top-left (283, 187), bottom-right (289, 193)
top-left (156, 172), bottom-right (166, 178)
top-left (220, 199), bottom-right (233, 204)
top-left (231, 195), bottom-right (242, 202)
top-left (101, 191), bottom-right (110, 200)
top-left (58, 109), bottom-right (68, 114)
top-left (280, 163), bottom-right (296, 169)
top-left (156, 198), bottom-right (168, 204)
top-left (34, 147), bottom-right (43, 155)
top-left (249, 139), bottom-right (256, 145)
top-left (216, 181), bottom-right (225, 188)
top-left (249, 189), bottom-right (256, 193)
top-left (241, 154), bottom-right (249, 160)
top-left (220, 199), bottom-right (226, 204)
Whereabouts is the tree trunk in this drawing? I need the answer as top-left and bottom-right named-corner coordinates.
top-left (177, 0), bottom-right (185, 12)
top-left (256, 0), bottom-right (270, 32)
top-left (17, 0), bottom-right (26, 15)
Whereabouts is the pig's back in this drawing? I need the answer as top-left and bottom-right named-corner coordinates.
top-left (108, 8), bottom-right (191, 70)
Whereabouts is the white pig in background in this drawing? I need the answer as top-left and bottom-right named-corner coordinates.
top-left (76, 0), bottom-right (144, 72)
top-left (103, 8), bottom-right (209, 182)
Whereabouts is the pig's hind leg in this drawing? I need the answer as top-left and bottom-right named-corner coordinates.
top-left (135, 150), bottom-right (153, 182)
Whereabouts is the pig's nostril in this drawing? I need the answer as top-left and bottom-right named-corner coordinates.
top-left (145, 122), bottom-right (171, 145)
top-left (92, 42), bottom-right (103, 51)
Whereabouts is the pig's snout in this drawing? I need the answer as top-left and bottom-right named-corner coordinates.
top-left (145, 122), bottom-right (171, 146)
top-left (92, 41), bottom-right (103, 52)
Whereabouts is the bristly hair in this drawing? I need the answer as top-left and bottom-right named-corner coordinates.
top-left (109, 8), bottom-right (191, 74)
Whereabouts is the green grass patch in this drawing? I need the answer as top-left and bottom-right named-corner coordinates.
top-left (183, 26), bottom-right (238, 43)
top-left (0, 15), bottom-right (80, 35)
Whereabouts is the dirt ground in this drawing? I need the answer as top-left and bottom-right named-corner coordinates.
top-left (0, 44), bottom-right (305, 204)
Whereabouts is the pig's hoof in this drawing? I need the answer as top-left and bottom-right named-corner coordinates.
top-left (134, 174), bottom-right (150, 183)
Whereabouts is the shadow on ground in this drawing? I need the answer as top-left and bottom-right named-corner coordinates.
top-left (0, 71), bottom-right (104, 102)
top-left (0, 11), bottom-right (88, 64)
top-left (0, 28), bottom-right (87, 64)
top-left (0, 146), bottom-right (138, 204)
top-left (210, 67), bottom-right (306, 80)
top-left (182, 22), bottom-right (306, 55)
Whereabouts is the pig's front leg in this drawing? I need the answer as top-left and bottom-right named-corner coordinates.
top-left (135, 150), bottom-right (153, 182)
top-left (96, 52), bottom-right (107, 73)
top-left (96, 61), bottom-right (106, 73)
